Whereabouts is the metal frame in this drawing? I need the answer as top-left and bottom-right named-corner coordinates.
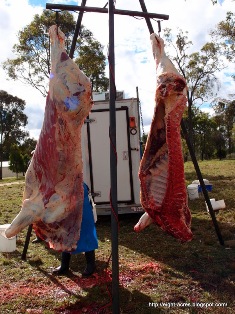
top-left (46, 3), bottom-right (169, 20)
top-left (21, 2), bottom-right (224, 313)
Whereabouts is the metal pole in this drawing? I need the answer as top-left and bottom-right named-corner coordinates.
top-left (109, 0), bottom-right (120, 313)
top-left (138, 0), bottom-right (224, 246)
top-left (139, 0), bottom-right (154, 33)
top-left (69, 0), bottom-right (87, 59)
top-left (136, 87), bottom-right (144, 159)
top-left (180, 122), bottom-right (224, 245)
top-left (21, 224), bottom-right (33, 260)
top-left (46, 3), bottom-right (169, 20)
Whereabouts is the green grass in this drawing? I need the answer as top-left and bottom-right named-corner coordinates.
top-left (0, 176), bottom-right (25, 183)
top-left (0, 160), bottom-right (235, 313)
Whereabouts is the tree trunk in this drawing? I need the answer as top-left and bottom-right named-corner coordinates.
top-left (201, 134), bottom-right (204, 161)
top-left (187, 98), bottom-right (194, 150)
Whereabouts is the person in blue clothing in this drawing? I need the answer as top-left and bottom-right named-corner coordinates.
top-left (52, 183), bottom-right (98, 277)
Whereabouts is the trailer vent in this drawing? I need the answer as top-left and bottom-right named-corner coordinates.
top-left (105, 91), bottom-right (124, 100)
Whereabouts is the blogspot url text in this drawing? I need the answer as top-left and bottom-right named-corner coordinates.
top-left (149, 302), bottom-right (228, 308)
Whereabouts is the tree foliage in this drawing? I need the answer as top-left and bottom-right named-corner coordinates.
top-left (182, 105), bottom-right (232, 161)
top-left (77, 39), bottom-right (109, 92)
top-left (0, 90), bottom-right (28, 159)
top-left (163, 28), bottom-right (224, 145)
top-left (7, 139), bottom-right (36, 179)
top-left (9, 144), bottom-right (25, 178)
top-left (0, 90), bottom-right (30, 179)
top-left (2, 10), bottom-right (108, 97)
top-left (20, 137), bottom-right (37, 157)
top-left (192, 107), bottom-right (217, 160)
top-left (212, 99), bottom-right (235, 155)
top-left (211, 11), bottom-right (235, 64)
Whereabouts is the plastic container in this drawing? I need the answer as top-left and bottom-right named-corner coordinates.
top-left (192, 179), bottom-right (212, 192)
top-left (0, 224), bottom-right (16, 252)
top-left (192, 179), bottom-right (210, 185)
top-left (205, 199), bottom-right (226, 212)
top-left (187, 184), bottom-right (199, 200)
top-left (198, 184), bottom-right (213, 192)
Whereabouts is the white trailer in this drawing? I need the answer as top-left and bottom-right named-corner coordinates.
top-left (81, 92), bottom-right (144, 215)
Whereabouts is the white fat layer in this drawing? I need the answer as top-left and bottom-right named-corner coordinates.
top-left (149, 153), bottom-right (168, 205)
top-left (5, 193), bottom-right (44, 238)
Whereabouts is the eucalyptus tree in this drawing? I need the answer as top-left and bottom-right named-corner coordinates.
top-left (2, 10), bottom-right (108, 97)
top-left (9, 144), bottom-right (25, 179)
top-left (211, 11), bottom-right (235, 65)
top-left (163, 29), bottom-right (224, 147)
top-left (212, 99), bottom-right (235, 155)
top-left (192, 107), bottom-right (217, 160)
top-left (209, 11), bottom-right (235, 156)
top-left (0, 90), bottom-right (28, 179)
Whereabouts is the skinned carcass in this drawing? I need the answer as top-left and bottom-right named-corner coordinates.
top-left (134, 33), bottom-right (192, 242)
top-left (5, 25), bottom-right (93, 251)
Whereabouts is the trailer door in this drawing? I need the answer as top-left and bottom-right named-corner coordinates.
top-left (87, 108), bottom-right (134, 204)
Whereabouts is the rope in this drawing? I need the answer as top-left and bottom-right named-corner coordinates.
top-left (139, 98), bottom-right (145, 137)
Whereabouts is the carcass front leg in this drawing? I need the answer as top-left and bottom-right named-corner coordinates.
top-left (134, 212), bottom-right (154, 232)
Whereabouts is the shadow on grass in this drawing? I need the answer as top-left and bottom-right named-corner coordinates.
top-left (27, 210), bottom-right (235, 305)
top-left (18, 204), bottom-right (235, 312)
top-left (20, 218), bottom-right (157, 313)
top-left (113, 213), bottom-right (235, 298)
top-left (31, 262), bottom-right (153, 314)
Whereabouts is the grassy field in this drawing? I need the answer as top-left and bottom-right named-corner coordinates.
top-left (0, 160), bottom-right (235, 313)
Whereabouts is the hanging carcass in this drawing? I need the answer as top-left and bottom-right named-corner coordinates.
top-left (5, 25), bottom-right (93, 251)
top-left (135, 33), bottom-right (192, 242)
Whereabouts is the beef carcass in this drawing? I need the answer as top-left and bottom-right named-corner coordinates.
top-left (5, 25), bottom-right (93, 251)
top-left (134, 33), bottom-right (192, 242)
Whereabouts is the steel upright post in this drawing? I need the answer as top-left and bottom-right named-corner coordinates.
top-left (109, 0), bottom-right (120, 313)
top-left (69, 0), bottom-right (87, 59)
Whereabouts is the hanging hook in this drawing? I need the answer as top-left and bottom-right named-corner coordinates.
top-left (157, 20), bottom-right (161, 36)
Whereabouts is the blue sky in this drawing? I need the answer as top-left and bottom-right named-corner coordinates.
top-left (28, 0), bottom-right (78, 6)
top-left (1, 0), bottom-right (235, 139)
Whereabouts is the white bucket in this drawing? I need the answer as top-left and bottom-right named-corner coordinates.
top-left (192, 179), bottom-right (210, 185)
top-left (205, 199), bottom-right (226, 212)
top-left (0, 224), bottom-right (16, 252)
top-left (187, 184), bottom-right (199, 200)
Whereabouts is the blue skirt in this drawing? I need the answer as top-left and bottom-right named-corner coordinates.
top-left (71, 183), bottom-right (98, 254)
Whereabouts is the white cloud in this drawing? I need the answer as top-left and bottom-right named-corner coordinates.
top-left (1, 0), bottom-right (235, 139)
top-left (82, 0), bottom-right (235, 132)
top-left (0, 0), bottom-right (44, 139)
